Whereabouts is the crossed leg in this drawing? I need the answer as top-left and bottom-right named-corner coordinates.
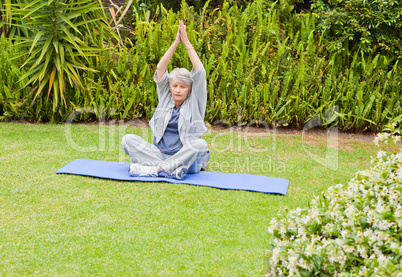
top-left (121, 134), bottom-right (209, 177)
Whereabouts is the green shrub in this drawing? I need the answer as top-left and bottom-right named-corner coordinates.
top-left (0, 34), bottom-right (32, 121)
top-left (312, 0), bottom-right (402, 58)
top-left (68, 41), bottom-right (158, 122)
top-left (1, 0), bottom-right (401, 131)
top-left (113, 0), bottom-right (401, 132)
top-left (266, 125), bottom-right (402, 276)
top-left (4, 0), bottom-right (117, 112)
top-left (136, 0), bottom-right (253, 13)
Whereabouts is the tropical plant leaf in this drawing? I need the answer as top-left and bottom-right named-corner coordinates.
top-left (5, 0), bottom-right (117, 111)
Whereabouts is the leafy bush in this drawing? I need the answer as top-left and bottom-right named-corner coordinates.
top-left (1, 0), bottom-right (401, 131)
top-left (0, 34), bottom-right (31, 120)
top-left (137, 0), bottom-right (253, 13)
top-left (266, 125), bottom-right (402, 276)
top-left (312, 0), bottom-right (402, 58)
top-left (0, 33), bottom-right (58, 122)
top-left (4, 0), bottom-right (117, 112)
top-left (67, 41), bottom-right (159, 122)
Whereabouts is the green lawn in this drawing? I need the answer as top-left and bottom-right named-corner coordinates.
top-left (0, 122), bottom-right (378, 276)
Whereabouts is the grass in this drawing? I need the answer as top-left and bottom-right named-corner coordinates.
top-left (0, 122), bottom-right (382, 276)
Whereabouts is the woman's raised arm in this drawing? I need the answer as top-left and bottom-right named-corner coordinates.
top-left (179, 21), bottom-right (202, 72)
top-left (156, 25), bottom-right (181, 82)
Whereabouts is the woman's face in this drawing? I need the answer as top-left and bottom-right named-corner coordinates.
top-left (170, 81), bottom-right (190, 107)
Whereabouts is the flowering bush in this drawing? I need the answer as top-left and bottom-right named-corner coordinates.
top-left (312, 0), bottom-right (402, 57)
top-left (267, 125), bottom-right (402, 276)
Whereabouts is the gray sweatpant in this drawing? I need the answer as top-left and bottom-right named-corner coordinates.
top-left (121, 134), bottom-right (209, 174)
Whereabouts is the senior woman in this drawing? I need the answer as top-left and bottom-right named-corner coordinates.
top-left (121, 20), bottom-right (209, 180)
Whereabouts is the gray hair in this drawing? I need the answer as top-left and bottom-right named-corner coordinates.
top-left (168, 68), bottom-right (193, 88)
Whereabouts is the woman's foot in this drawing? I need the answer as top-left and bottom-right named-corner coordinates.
top-left (129, 164), bottom-right (158, 177)
top-left (166, 166), bottom-right (187, 180)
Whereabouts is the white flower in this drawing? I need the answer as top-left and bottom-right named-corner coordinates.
top-left (342, 245), bottom-right (355, 254)
top-left (344, 204), bottom-right (356, 218)
top-left (279, 224), bottom-right (286, 237)
top-left (268, 223), bottom-right (276, 234)
top-left (288, 255), bottom-right (298, 271)
top-left (324, 223), bottom-right (334, 235)
top-left (377, 253), bottom-right (389, 264)
top-left (270, 247), bottom-right (280, 266)
top-left (357, 245), bottom-right (368, 258)
top-left (340, 229), bottom-right (349, 238)
top-left (374, 136), bottom-right (380, 146)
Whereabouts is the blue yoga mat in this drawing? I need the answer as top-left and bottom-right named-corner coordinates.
top-left (56, 159), bottom-right (289, 195)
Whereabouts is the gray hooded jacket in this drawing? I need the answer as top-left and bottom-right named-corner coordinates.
top-left (149, 64), bottom-right (208, 146)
